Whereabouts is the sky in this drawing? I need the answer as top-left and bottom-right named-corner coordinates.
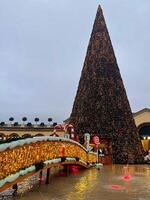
top-left (0, 0), bottom-right (150, 124)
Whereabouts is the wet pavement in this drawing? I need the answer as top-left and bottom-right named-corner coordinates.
top-left (1, 165), bottom-right (150, 200)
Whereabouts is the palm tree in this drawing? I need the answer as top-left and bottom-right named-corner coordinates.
top-left (27, 122), bottom-right (32, 127)
top-left (0, 122), bottom-right (5, 126)
top-left (53, 122), bottom-right (57, 127)
top-left (14, 122), bottom-right (19, 126)
top-left (22, 117), bottom-right (27, 124)
top-left (34, 118), bottom-right (39, 125)
top-left (40, 122), bottom-right (45, 126)
top-left (48, 118), bottom-right (52, 125)
top-left (9, 117), bottom-right (14, 124)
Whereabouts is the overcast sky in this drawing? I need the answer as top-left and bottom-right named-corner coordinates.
top-left (0, 0), bottom-right (150, 123)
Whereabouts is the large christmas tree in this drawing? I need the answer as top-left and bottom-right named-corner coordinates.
top-left (70, 5), bottom-right (144, 163)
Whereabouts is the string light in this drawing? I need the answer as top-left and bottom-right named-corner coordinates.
top-left (0, 140), bottom-right (97, 180)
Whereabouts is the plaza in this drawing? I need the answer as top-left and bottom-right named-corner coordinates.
top-left (0, 2), bottom-right (150, 200)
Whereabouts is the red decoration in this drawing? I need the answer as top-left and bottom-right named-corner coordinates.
top-left (70, 165), bottom-right (80, 174)
top-left (71, 133), bottom-right (75, 140)
top-left (61, 146), bottom-right (65, 156)
top-left (76, 135), bottom-right (79, 142)
top-left (122, 175), bottom-right (132, 181)
top-left (93, 136), bottom-right (100, 145)
top-left (122, 166), bottom-right (132, 181)
top-left (111, 185), bottom-right (121, 190)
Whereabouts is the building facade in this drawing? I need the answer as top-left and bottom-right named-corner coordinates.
top-left (133, 108), bottom-right (150, 151)
top-left (0, 125), bottom-right (64, 140)
top-left (0, 108), bottom-right (150, 148)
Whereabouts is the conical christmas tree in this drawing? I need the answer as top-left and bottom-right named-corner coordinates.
top-left (70, 5), bottom-right (144, 163)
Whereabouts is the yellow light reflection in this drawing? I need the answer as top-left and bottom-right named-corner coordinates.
top-left (66, 170), bottom-right (98, 200)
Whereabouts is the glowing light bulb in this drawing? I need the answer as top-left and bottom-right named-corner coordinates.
top-left (111, 185), bottom-right (121, 190)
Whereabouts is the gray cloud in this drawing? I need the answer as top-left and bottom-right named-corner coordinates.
top-left (0, 0), bottom-right (149, 123)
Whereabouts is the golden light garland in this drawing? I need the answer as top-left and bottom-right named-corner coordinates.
top-left (0, 140), bottom-right (97, 180)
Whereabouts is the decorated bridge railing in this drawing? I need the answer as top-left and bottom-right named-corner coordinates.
top-left (0, 136), bottom-right (97, 191)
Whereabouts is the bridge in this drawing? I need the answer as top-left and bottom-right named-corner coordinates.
top-left (0, 136), bottom-right (97, 193)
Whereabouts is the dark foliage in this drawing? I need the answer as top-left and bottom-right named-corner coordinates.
top-left (22, 117), bottom-right (27, 122)
top-left (70, 6), bottom-right (144, 164)
top-left (34, 118), bottom-right (39, 122)
top-left (48, 118), bottom-right (52, 122)
top-left (53, 122), bottom-right (57, 127)
top-left (9, 117), bottom-right (14, 122)
top-left (14, 122), bottom-right (19, 126)
top-left (40, 122), bottom-right (45, 126)
top-left (27, 122), bottom-right (32, 127)
top-left (0, 122), bottom-right (5, 126)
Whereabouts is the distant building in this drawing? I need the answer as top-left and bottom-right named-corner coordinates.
top-left (0, 108), bottom-right (150, 152)
top-left (134, 108), bottom-right (150, 134)
top-left (0, 124), bottom-right (64, 140)
top-left (133, 108), bottom-right (150, 151)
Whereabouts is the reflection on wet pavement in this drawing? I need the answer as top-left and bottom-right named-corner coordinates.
top-left (1, 165), bottom-right (150, 200)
